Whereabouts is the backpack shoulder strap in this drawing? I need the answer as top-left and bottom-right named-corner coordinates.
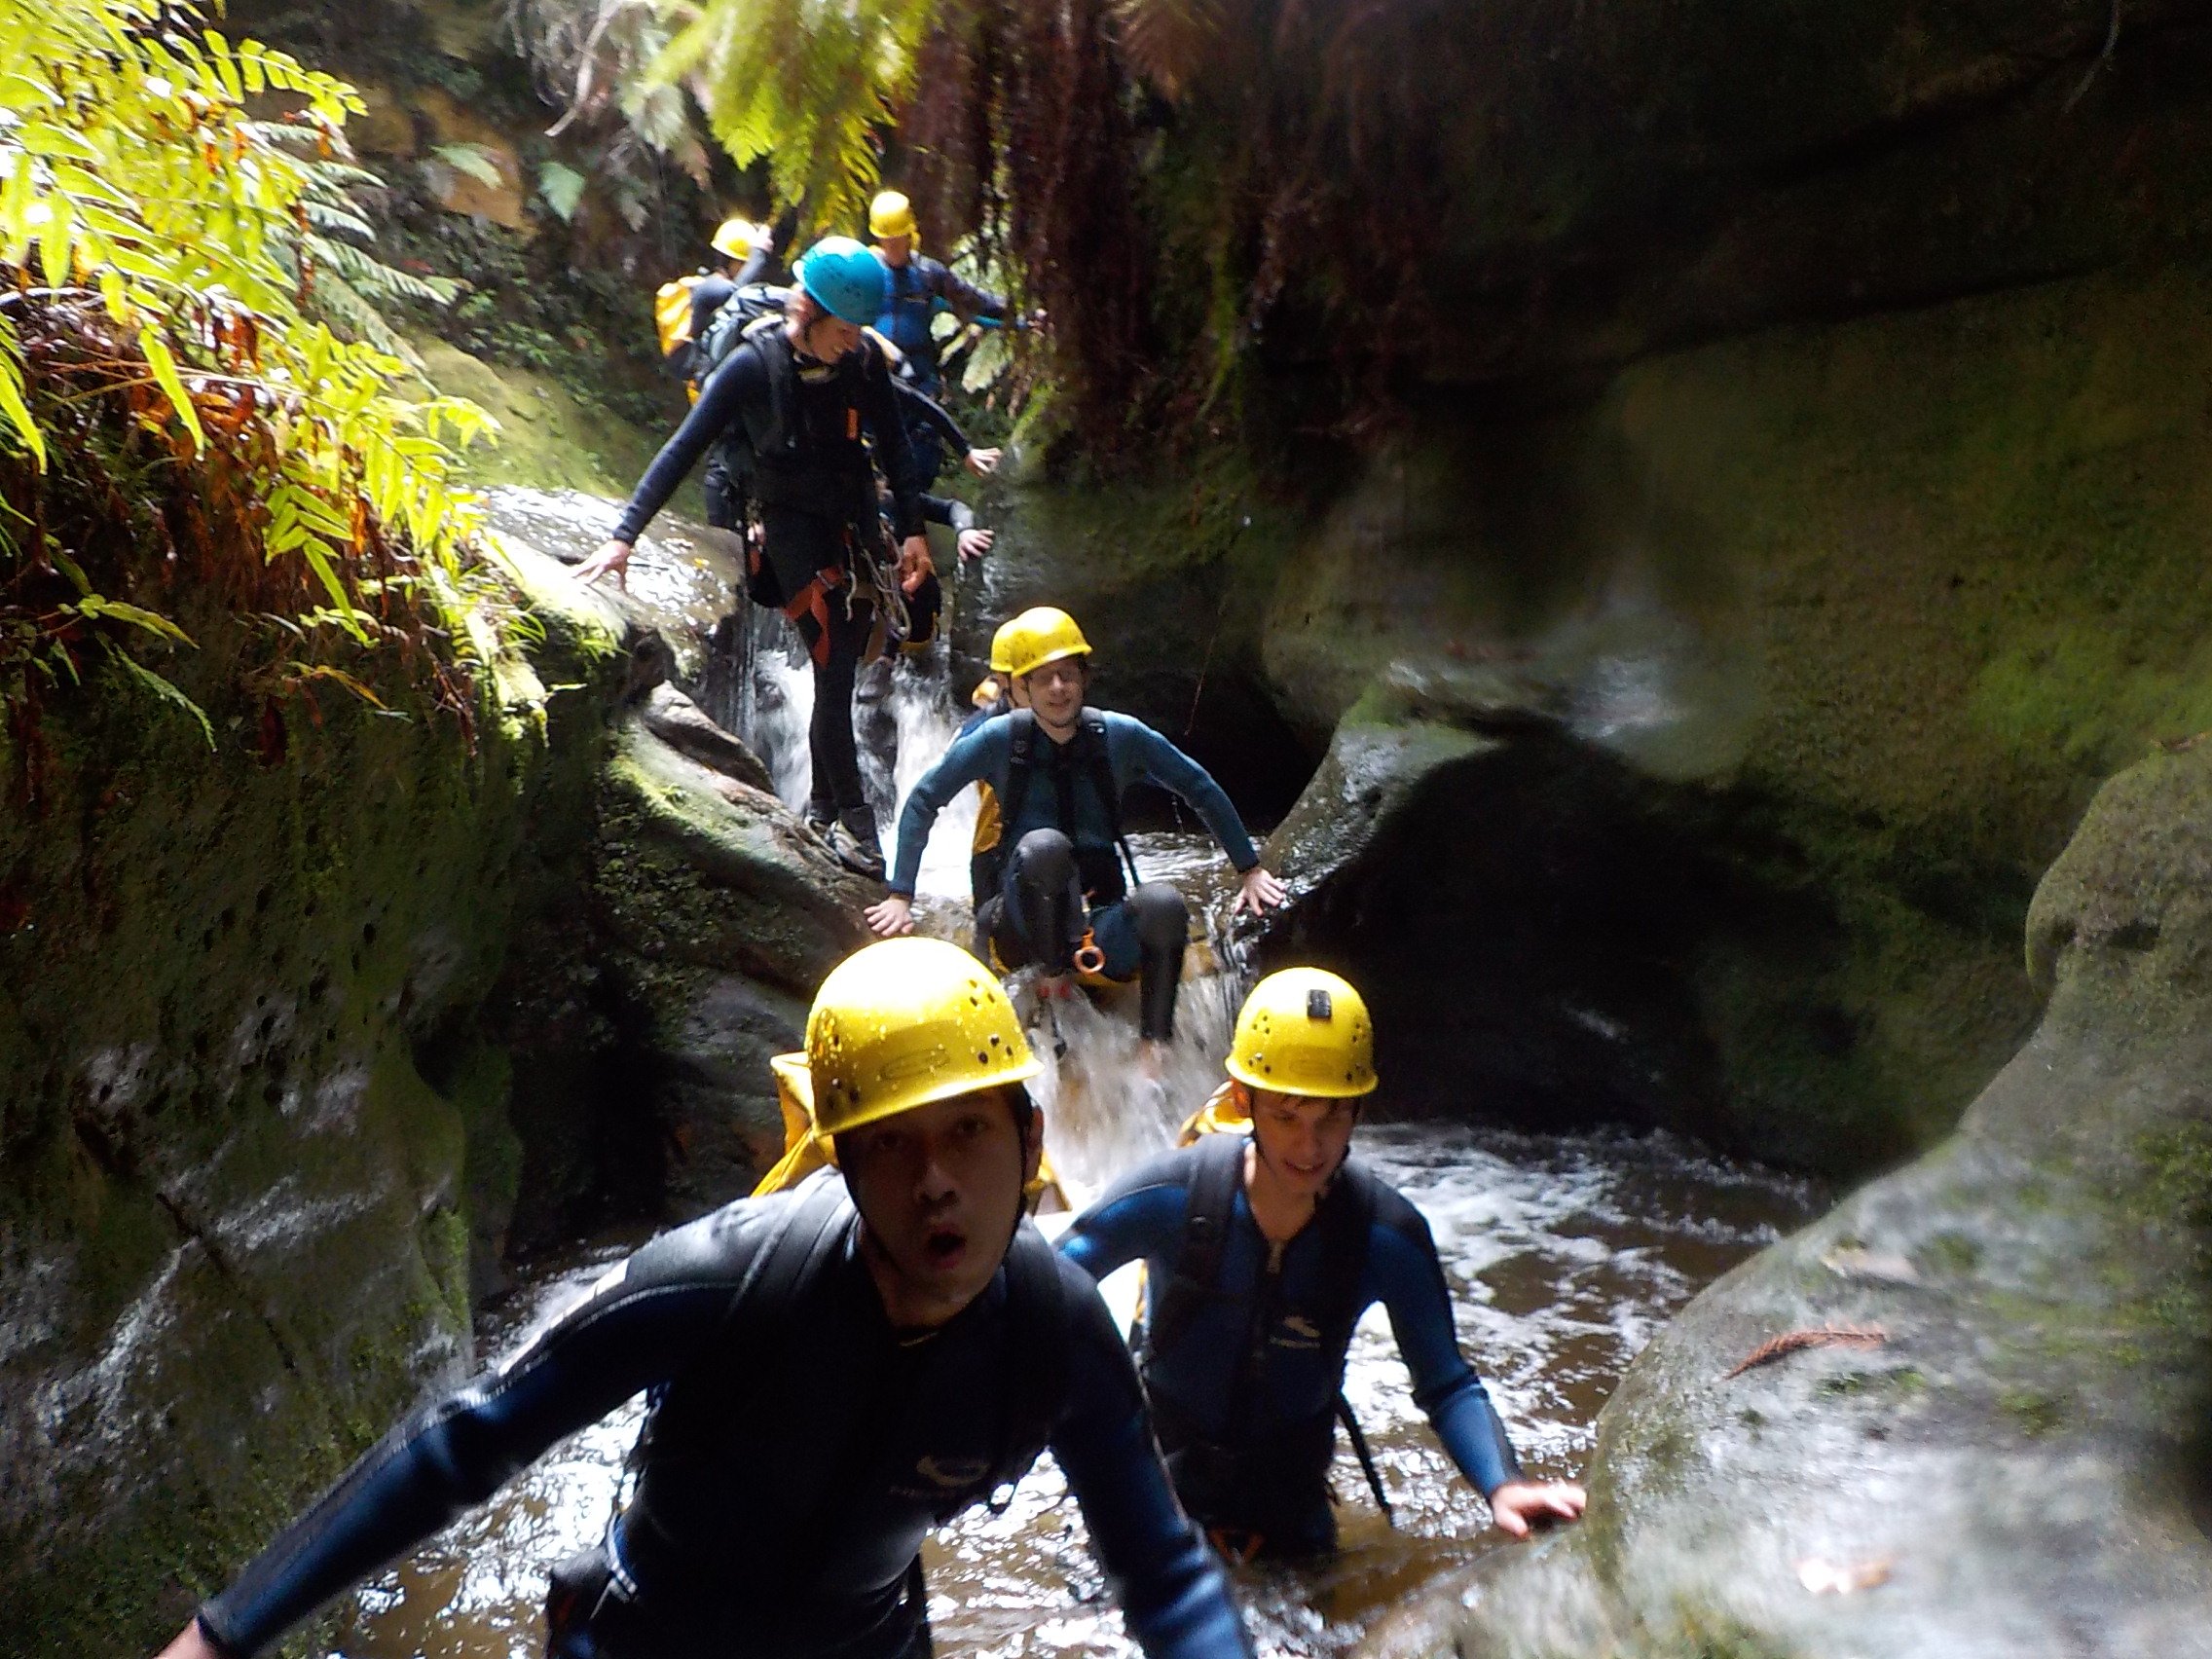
top-left (732, 1171), bottom-right (853, 1327)
top-left (990, 1221), bottom-right (1071, 1489)
top-left (996, 710), bottom-right (1040, 843)
top-left (1143, 1133), bottom-right (1247, 1364)
top-left (740, 324), bottom-right (796, 458)
top-left (1078, 710), bottom-right (1139, 890)
top-left (1307, 1158), bottom-right (1380, 1367)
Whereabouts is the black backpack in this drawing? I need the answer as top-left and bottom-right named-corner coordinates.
top-left (694, 282), bottom-right (791, 385)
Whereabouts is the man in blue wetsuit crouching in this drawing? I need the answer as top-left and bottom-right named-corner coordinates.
top-left (1058, 968), bottom-right (1588, 1561)
top-left (864, 607), bottom-right (1286, 1049)
top-left (155, 939), bottom-right (1254, 1659)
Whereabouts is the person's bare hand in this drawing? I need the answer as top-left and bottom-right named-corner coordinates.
top-left (576, 538), bottom-right (632, 589)
top-left (866, 894), bottom-right (915, 937)
top-left (963, 447), bottom-right (1003, 478)
top-left (1232, 865), bottom-right (1287, 917)
top-left (156, 1620), bottom-right (225, 1659)
top-left (956, 527), bottom-right (995, 564)
top-left (1488, 1480), bottom-right (1587, 1539)
top-left (898, 534), bottom-right (935, 585)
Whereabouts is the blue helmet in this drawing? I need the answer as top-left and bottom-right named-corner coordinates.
top-left (796, 237), bottom-right (889, 326)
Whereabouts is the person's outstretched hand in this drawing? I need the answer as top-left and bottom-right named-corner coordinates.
top-left (577, 537), bottom-right (632, 588)
top-left (1488, 1480), bottom-right (1587, 1539)
top-left (866, 894), bottom-right (915, 938)
top-left (156, 1621), bottom-right (224, 1659)
top-left (956, 527), bottom-right (995, 564)
top-left (1233, 865), bottom-right (1287, 916)
top-left (898, 535), bottom-right (935, 584)
top-left (964, 447), bottom-right (1003, 478)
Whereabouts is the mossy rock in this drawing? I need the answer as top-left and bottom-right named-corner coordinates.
top-left (1258, 262), bottom-right (2212, 1172)
top-left (1385, 746), bottom-right (2212, 1659)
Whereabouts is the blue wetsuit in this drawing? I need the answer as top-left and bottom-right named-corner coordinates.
top-left (196, 1184), bottom-right (1251, 1659)
top-left (888, 710), bottom-right (1259, 979)
top-left (1059, 1140), bottom-right (1522, 1555)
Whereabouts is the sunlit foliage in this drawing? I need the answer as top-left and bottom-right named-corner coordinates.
top-left (0, 0), bottom-right (507, 750)
top-left (657, 0), bottom-right (942, 241)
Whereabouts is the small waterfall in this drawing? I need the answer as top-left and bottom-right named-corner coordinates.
top-left (748, 627), bottom-right (815, 810)
top-left (728, 608), bottom-right (1246, 1195)
top-left (735, 622), bottom-right (979, 893)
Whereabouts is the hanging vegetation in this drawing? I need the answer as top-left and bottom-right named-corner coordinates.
top-left (0, 0), bottom-right (515, 780)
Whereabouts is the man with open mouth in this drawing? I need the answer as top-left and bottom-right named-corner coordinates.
top-left (156, 938), bottom-right (1253, 1659)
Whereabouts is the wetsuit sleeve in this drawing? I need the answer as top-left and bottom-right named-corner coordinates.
top-left (887, 719), bottom-right (1007, 896)
top-left (1057, 1152), bottom-right (1194, 1279)
top-left (1367, 1204), bottom-right (1524, 1498)
top-left (194, 1237), bottom-right (743, 1657)
top-left (927, 260), bottom-right (1009, 325)
top-left (860, 347), bottom-right (924, 540)
top-left (893, 379), bottom-right (973, 456)
top-left (731, 247), bottom-right (771, 289)
top-left (613, 346), bottom-right (764, 543)
top-left (919, 493), bottom-right (976, 534)
top-left (687, 274), bottom-right (735, 348)
top-left (1111, 717), bottom-right (1259, 871)
top-left (1050, 1265), bottom-right (1255, 1659)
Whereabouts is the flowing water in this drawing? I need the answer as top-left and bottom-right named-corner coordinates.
top-left (335, 512), bottom-right (1824, 1655)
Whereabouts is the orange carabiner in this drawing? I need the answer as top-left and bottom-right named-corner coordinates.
top-left (1072, 931), bottom-right (1106, 977)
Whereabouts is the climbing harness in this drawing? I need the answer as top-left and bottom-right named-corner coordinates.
top-left (1143, 1130), bottom-right (1397, 1531)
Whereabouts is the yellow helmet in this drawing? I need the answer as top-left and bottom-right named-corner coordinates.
top-left (999, 607), bottom-right (1091, 681)
top-left (868, 190), bottom-right (919, 241)
top-left (711, 217), bottom-right (761, 261)
top-left (1226, 968), bottom-right (1377, 1098)
top-left (775, 938), bottom-right (1041, 1141)
top-left (988, 616), bottom-right (1022, 674)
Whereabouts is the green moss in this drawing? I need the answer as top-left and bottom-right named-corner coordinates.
top-left (1922, 1232), bottom-right (1984, 1274)
top-left (1997, 1387), bottom-right (2069, 1438)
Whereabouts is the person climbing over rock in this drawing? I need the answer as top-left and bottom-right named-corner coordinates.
top-left (867, 190), bottom-right (1022, 485)
top-left (863, 607), bottom-right (1286, 1048)
top-left (579, 238), bottom-right (928, 878)
top-left (1058, 967), bottom-right (1589, 1562)
top-left (153, 938), bottom-right (1256, 1659)
top-left (656, 215), bottom-right (777, 389)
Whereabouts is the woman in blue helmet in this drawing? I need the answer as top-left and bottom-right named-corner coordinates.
top-left (580, 239), bottom-right (926, 879)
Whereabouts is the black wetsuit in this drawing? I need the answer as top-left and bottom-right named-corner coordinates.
top-left (196, 1181), bottom-right (1251, 1659)
top-left (615, 328), bottom-right (922, 833)
top-left (889, 382), bottom-right (973, 494)
top-left (1060, 1138), bottom-right (1523, 1558)
top-left (890, 711), bottom-right (1257, 1041)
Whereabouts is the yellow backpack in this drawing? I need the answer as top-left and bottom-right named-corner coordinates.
top-left (654, 275), bottom-right (703, 360)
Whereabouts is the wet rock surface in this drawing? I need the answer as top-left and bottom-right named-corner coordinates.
top-left (587, 715), bottom-right (871, 1219)
top-left (0, 529), bottom-right (872, 1652)
top-left (1366, 746), bottom-right (2212, 1659)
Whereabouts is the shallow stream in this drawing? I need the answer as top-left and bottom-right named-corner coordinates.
top-left (336, 514), bottom-right (1825, 1657)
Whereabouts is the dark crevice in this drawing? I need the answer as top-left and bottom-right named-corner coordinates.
top-left (146, 1187), bottom-right (307, 1381)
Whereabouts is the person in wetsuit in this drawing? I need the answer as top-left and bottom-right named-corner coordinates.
top-left (666, 216), bottom-right (777, 384)
top-left (579, 238), bottom-right (924, 878)
top-left (864, 608), bottom-right (1286, 1047)
top-left (1058, 968), bottom-right (1589, 1561)
top-left (154, 939), bottom-right (1255, 1659)
top-left (867, 191), bottom-right (1018, 485)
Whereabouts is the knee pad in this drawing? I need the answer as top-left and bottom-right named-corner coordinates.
top-left (1126, 882), bottom-right (1190, 951)
top-left (1010, 828), bottom-right (1077, 885)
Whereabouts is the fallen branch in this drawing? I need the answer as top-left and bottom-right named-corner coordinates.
top-left (1725, 1324), bottom-right (1888, 1379)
